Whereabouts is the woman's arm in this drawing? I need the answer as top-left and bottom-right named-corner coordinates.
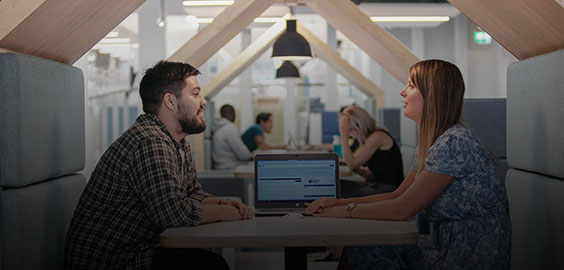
top-left (342, 169), bottom-right (417, 205)
top-left (339, 116), bottom-right (385, 170)
top-left (255, 135), bottom-right (286, 150)
top-left (346, 170), bottom-right (453, 221)
top-left (305, 169), bottom-right (417, 214)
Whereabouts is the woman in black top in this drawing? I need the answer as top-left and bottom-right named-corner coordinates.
top-left (339, 106), bottom-right (404, 197)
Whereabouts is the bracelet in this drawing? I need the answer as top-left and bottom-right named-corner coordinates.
top-left (346, 202), bottom-right (358, 218)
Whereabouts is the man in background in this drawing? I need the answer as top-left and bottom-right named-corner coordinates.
top-left (241, 112), bottom-right (286, 152)
top-left (211, 104), bottom-right (252, 170)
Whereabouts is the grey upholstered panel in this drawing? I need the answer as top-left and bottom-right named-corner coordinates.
top-left (505, 169), bottom-right (564, 270)
top-left (377, 108), bottom-right (401, 143)
top-left (400, 145), bottom-right (416, 176)
top-left (461, 98), bottom-right (506, 158)
top-left (507, 49), bottom-right (564, 179)
top-left (0, 174), bottom-right (86, 270)
top-left (400, 115), bottom-right (417, 147)
top-left (0, 53), bottom-right (85, 187)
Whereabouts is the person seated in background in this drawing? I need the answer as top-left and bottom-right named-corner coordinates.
top-left (65, 61), bottom-right (253, 270)
top-left (315, 105), bottom-right (404, 262)
top-left (241, 112), bottom-right (286, 152)
top-left (305, 60), bottom-right (510, 270)
top-left (307, 105), bottom-right (360, 152)
top-left (211, 104), bottom-right (252, 170)
top-left (339, 106), bottom-right (404, 197)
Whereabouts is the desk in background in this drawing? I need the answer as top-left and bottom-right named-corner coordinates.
top-left (233, 163), bottom-right (352, 178)
top-left (161, 216), bottom-right (418, 270)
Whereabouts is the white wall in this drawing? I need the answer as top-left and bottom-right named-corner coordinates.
top-left (421, 14), bottom-right (516, 98)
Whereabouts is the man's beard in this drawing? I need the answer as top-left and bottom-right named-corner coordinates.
top-left (177, 102), bottom-right (206, 134)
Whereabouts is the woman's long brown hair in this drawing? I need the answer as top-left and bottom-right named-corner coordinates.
top-left (343, 106), bottom-right (384, 145)
top-left (412, 60), bottom-right (465, 174)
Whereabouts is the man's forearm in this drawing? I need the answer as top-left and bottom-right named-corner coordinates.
top-left (201, 196), bottom-right (220, 205)
top-left (259, 142), bottom-right (286, 150)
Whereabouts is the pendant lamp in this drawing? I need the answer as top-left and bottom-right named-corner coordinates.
top-left (276, 61), bottom-right (300, 78)
top-left (271, 19), bottom-right (312, 61)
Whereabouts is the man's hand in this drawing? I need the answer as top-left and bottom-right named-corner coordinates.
top-left (218, 205), bottom-right (244, 221)
top-left (219, 200), bottom-right (254, 219)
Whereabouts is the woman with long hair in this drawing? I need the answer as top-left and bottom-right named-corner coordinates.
top-left (305, 60), bottom-right (511, 269)
top-left (338, 106), bottom-right (404, 196)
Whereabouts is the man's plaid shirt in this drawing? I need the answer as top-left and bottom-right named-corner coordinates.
top-left (64, 113), bottom-right (211, 269)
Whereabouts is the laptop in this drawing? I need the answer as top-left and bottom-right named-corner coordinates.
top-left (254, 153), bottom-right (340, 216)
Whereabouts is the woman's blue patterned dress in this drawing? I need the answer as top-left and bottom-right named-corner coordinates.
top-left (346, 125), bottom-right (511, 270)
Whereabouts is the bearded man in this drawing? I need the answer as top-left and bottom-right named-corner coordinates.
top-left (65, 61), bottom-right (253, 270)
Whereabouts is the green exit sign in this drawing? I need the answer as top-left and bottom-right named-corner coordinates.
top-left (474, 31), bottom-right (492, 45)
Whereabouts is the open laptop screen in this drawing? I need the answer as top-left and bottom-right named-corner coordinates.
top-left (255, 154), bottom-right (339, 206)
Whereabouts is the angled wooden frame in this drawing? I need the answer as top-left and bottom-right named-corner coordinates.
top-left (201, 20), bottom-right (286, 98)
top-left (168, 0), bottom-right (277, 67)
top-left (296, 21), bottom-right (385, 108)
top-left (307, 0), bottom-right (420, 84)
top-left (448, 0), bottom-right (564, 60)
top-left (0, 0), bottom-right (145, 64)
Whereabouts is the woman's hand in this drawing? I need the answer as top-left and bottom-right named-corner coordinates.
top-left (305, 197), bottom-right (343, 215)
top-left (313, 205), bottom-right (348, 218)
top-left (338, 114), bottom-right (351, 136)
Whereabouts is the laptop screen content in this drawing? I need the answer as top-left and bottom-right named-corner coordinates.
top-left (256, 159), bottom-right (338, 202)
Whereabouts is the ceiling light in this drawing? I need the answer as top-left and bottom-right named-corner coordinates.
top-left (370, 16), bottom-right (450, 22)
top-left (276, 61), bottom-right (300, 78)
top-left (196, 17), bottom-right (214, 24)
top-left (105, 32), bottom-right (119, 38)
top-left (156, 18), bottom-right (165, 27)
top-left (156, 0), bottom-right (166, 27)
top-left (253, 17), bottom-right (284, 23)
top-left (271, 19), bottom-right (312, 61)
top-left (93, 44), bottom-right (132, 50)
top-left (98, 38), bottom-right (131, 44)
top-left (182, 1), bottom-right (234, 6)
top-left (194, 17), bottom-right (284, 24)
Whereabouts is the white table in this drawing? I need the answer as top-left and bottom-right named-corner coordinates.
top-left (160, 216), bottom-right (419, 270)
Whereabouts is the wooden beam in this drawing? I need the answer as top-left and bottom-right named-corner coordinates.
top-left (0, 0), bottom-right (145, 64)
top-left (168, 0), bottom-right (277, 67)
top-left (0, 0), bottom-right (46, 41)
top-left (202, 20), bottom-right (286, 98)
top-left (448, 0), bottom-right (564, 60)
top-left (307, 0), bottom-right (420, 84)
top-left (297, 22), bottom-right (385, 107)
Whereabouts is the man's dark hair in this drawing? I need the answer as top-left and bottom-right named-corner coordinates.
top-left (139, 60), bottom-right (200, 114)
top-left (220, 104), bottom-right (235, 122)
top-left (256, 113), bottom-right (272, 124)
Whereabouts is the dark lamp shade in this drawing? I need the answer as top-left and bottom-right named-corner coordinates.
top-left (271, 20), bottom-right (312, 61)
top-left (276, 61), bottom-right (300, 78)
